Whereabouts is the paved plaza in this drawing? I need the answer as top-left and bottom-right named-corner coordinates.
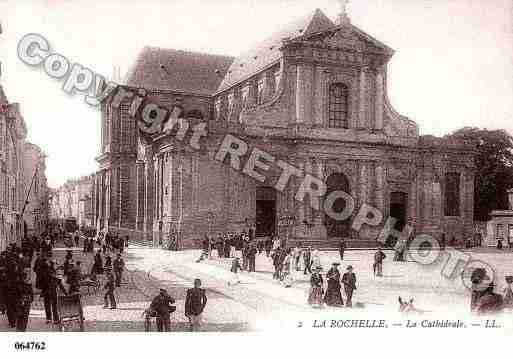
top-left (2, 244), bottom-right (512, 332)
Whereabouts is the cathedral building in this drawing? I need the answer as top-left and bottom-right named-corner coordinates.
top-left (92, 8), bottom-right (476, 248)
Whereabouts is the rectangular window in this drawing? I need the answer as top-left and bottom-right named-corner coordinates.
top-left (214, 98), bottom-right (221, 121)
top-left (444, 172), bottom-right (460, 216)
top-left (497, 224), bottom-right (504, 239)
top-left (328, 83), bottom-right (349, 129)
top-left (257, 79), bottom-right (265, 105)
top-left (227, 93), bottom-right (234, 118)
top-left (274, 68), bottom-right (281, 90)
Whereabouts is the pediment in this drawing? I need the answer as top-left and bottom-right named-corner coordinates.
top-left (324, 27), bottom-right (391, 55)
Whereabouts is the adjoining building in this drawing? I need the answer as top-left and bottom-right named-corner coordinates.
top-left (49, 175), bottom-right (94, 231)
top-left (92, 7), bottom-right (476, 248)
top-left (0, 85), bottom-right (28, 250)
top-left (22, 142), bottom-right (48, 237)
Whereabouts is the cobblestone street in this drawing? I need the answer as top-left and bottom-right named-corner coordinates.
top-left (2, 242), bottom-right (513, 332)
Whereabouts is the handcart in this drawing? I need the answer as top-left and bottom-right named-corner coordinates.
top-left (57, 293), bottom-right (85, 331)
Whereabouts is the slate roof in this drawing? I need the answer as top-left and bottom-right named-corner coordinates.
top-left (125, 47), bottom-right (235, 96)
top-left (126, 9), bottom-right (393, 96)
top-left (216, 9), bottom-right (337, 93)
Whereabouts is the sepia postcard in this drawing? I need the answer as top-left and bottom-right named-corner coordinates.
top-left (0, 0), bottom-right (512, 357)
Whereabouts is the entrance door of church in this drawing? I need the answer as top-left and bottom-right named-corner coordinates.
top-left (387, 191), bottom-right (408, 247)
top-left (256, 187), bottom-right (276, 237)
top-left (325, 173), bottom-right (351, 238)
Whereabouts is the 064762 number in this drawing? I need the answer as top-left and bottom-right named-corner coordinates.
top-left (14, 342), bottom-right (46, 350)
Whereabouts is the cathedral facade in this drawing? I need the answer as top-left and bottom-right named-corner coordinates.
top-left (92, 9), bottom-right (476, 248)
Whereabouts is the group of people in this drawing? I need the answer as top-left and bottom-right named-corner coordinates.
top-left (0, 226), bottom-right (129, 331)
top-left (0, 243), bottom-right (36, 331)
top-left (91, 230), bottom-right (128, 255)
top-left (308, 262), bottom-right (357, 308)
top-left (146, 279), bottom-right (208, 332)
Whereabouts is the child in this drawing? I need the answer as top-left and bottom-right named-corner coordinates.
top-left (228, 257), bottom-right (242, 286)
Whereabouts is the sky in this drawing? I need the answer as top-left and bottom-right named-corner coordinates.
top-left (0, 0), bottom-right (512, 188)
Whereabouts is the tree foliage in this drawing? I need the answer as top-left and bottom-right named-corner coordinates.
top-left (452, 127), bottom-right (513, 221)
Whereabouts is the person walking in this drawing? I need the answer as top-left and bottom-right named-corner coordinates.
top-left (311, 248), bottom-right (321, 271)
top-left (41, 268), bottom-right (67, 324)
top-left (282, 250), bottom-right (294, 287)
top-left (373, 247), bottom-right (386, 277)
top-left (185, 279), bottom-right (207, 332)
top-left (272, 247), bottom-right (282, 280)
top-left (339, 240), bottom-right (346, 261)
top-left (74, 231), bottom-right (80, 248)
top-left (303, 247), bottom-right (312, 275)
top-left (15, 272), bottom-right (33, 332)
top-left (308, 266), bottom-right (324, 308)
top-left (228, 257), bottom-right (243, 286)
top-left (91, 250), bottom-right (104, 277)
top-left (293, 243), bottom-right (302, 271)
top-left (33, 253), bottom-right (48, 291)
top-left (248, 243), bottom-right (257, 273)
top-left (113, 254), bottom-right (125, 287)
top-left (150, 289), bottom-right (175, 332)
top-left (103, 270), bottom-right (117, 309)
top-left (324, 263), bottom-right (344, 307)
top-left (67, 261), bottom-right (83, 294)
top-left (342, 265), bottom-right (357, 308)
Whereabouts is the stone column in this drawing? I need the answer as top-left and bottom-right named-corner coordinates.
top-left (297, 160), bottom-right (305, 224)
top-left (304, 158), bottom-right (313, 223)
top-left (375, 163), bottom-right (385, 214)
top-left (104, 170), bottom-right (111, 230)
top-left (135, 161), bottom-right (145, 231)
top-left (359, 161), bottom-right (368, 207)
top-left (375, 67), bottom-right (384, 131)
top-left (409, 170), bottom-right (417, 231)
top-left (296, 64), bottom-right (313, 125)
top-left (91, 174), bottom-right (97, 228)
top-left (359, 67), bottom-right (368, 129)
top-left (314, 67), bottom-right (325, 127)
top-left (313, 159), bottom-right (325, 223)
top-left (144, 158), bottom-right (154, 241)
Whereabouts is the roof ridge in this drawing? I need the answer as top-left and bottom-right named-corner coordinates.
top-left (143, 45), bottom-right (235, 60)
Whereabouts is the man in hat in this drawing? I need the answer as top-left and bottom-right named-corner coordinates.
top-left (339, 240), bottom-right (346, 261)
top-left (41, 267), bottom-right (67, 324)
top-left (373, 247), bottom-right (386, 277)
top-left (303, 246), bottom-right (312, 275)
top-left (475, 282), bottom-right (504, 315)
top-left (185, 279), bottom-right (207, 332)
top-left (342, 265), bottom-right (357, 308)
top-left (103, 269), bottom-right (117, 309)
top-left (150, 288), bottom-right (176, 332)
top-left (324, 262), bottom-right (343, 306)
top-left (15, 272), bottom-right (34, 332)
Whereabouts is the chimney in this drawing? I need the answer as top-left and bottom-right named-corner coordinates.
top-left (508, 189), bottom-right (513, 210)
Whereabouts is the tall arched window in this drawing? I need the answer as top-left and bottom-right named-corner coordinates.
top-left (328, 83), bottom-right (349, 129)
top-left (445, 172), bottom-right (460, 216)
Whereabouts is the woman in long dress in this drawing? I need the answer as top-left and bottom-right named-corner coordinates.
top-left (324, 263), bottom-right (344, 306)
top-left (282, 251), bottom-right (293, 287)
top-left (308, 267), bottom-right (324, 308)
